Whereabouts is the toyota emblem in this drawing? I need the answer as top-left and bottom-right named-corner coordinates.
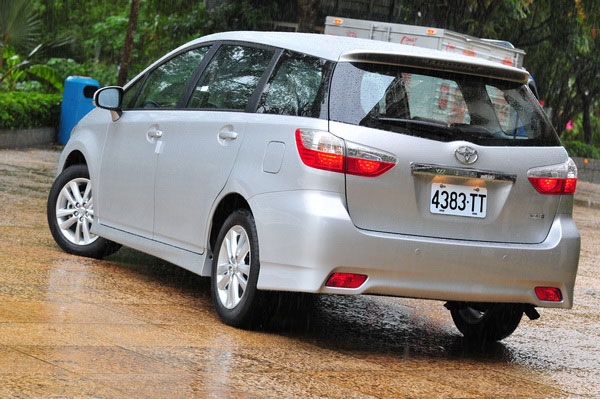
top-left (455, 146), bottom-right (478, 165)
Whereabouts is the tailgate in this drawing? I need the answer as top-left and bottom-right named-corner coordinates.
top-left (332, 122), bottom-right (567, 244)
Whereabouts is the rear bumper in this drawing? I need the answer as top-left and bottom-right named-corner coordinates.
top-left (250, 190), bottom-right (580, 308)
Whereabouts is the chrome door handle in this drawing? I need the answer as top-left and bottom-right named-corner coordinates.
top-left (218, 130), bottom-right (238, 141)
top-left (147, 129), bottom-right (163, 139)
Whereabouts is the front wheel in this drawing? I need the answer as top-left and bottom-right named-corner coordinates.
top-left (211, 209), bottom-right (263, 328)
top-left (47, 164), bottom-right (120, 259)
top-left (447, 302), bottom-right (523, 343)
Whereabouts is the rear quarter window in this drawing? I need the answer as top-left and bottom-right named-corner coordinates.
top-left (257, 51), bottom-right (332, 119)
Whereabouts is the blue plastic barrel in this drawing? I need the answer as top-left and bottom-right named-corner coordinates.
top-left (57, 76), bottom-right (100, 145)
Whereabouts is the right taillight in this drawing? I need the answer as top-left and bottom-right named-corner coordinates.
top-left (295, 128), bottom-right (396, 177)
top-left (527, 158), bottom-right (577, 195)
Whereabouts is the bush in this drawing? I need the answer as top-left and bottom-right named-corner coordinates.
top-left (563, 140), bottom-right (600, 159)
top-left (0, 91), bottom-right (62, 130)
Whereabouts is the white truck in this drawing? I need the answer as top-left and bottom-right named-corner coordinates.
top-left (324, 16), bottom-right (526, 68)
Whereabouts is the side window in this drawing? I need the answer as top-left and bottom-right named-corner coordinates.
top-left (125, 46), bottom-right (209, 110)
top-left (188, 45), bottom-right (274, 110)
top-left (486, 85), bottom-right (523, 135)
top-left (257, 51), bottom-right (330, 118)
top-left (122, 78), bottom-right (142, 109)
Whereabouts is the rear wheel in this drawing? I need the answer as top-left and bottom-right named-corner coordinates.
top-left (448, 302), bottom-right (523, 343)
top-left (211, 209), bottom-right (263, 328)
top-left (47, 164), bottom-right (120, 259)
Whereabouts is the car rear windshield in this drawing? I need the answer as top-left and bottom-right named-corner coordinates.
top-left (330, 62), bottom-right (561, 147)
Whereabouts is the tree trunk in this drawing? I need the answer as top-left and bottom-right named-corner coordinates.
top-left (582, 91), bottom-right (592, 145)
top-left (117, 0), bottom-right (140, 86)
top-left (297, 0), bottom-right (319, 33)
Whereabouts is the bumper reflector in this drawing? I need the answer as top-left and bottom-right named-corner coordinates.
top-left (326, 273), bottom-right (368, 289)
top-left (535, 286), bottom-right (563, 302)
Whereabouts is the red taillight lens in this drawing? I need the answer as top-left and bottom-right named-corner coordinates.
top-left (295, 129), bottom-right (345, 173)
top-left (527, 158), bottom-right (577, 195)
top-left (528, 177), bottom-right (577, 194)
top-left (325, 273), bottom-right (368, 289)
top-left (295, 129), bottom-right (396, 177)
top-left (535, 286), bottom-right (563, 302)
top-left (346, 157), bottom-right (395, 176)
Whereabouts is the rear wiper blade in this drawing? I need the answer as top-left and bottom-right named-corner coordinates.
top-left (361, 116), bottom-right (460, 139)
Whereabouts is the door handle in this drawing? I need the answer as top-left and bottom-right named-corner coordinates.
top-left (147, 129), bottom-right (163, 139)
top-left (218, 130), bottom-right (238, 141)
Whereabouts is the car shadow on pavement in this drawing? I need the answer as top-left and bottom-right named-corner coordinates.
top-left (256, 291), bottom-right (514, 361)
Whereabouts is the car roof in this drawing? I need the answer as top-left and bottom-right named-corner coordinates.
top-left (138, 31), bottom-right (528, 86)
top-left (192, 31), bottom-right (408, 60)
top-left (188, 31), bottom-right (529, 83)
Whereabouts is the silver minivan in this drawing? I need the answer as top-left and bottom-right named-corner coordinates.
top-left (48, 31), bottom-right (580, 343)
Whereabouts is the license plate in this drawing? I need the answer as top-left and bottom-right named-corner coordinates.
top-left (430, 183), bottom-right (487, 218)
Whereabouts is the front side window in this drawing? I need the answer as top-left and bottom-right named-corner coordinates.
top-left (188, 45), bottom-right (274, 110)
top-left (124, 46), bottom-right (209, 110)
top-left (257, 51), bottom-right (331, 118)
top-left (330, 62), bottom-right (560, 146)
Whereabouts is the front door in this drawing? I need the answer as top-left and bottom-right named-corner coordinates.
top-left (97, 46), bottom-right (210, 238)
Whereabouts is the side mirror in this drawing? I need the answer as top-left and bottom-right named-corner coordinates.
top-left (93, 86), bottom-right (124, 121)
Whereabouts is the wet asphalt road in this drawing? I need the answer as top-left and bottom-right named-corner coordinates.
top-left (1, 148), bottom-right (599, 398)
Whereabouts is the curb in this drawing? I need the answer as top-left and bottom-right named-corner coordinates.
top-left (0, 128), bottom-right (56, 149)
top-left (574, 198), bottom-right (600, 210)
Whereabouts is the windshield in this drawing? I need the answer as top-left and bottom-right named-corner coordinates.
top-left (330, 62), bottom-right (561, 146)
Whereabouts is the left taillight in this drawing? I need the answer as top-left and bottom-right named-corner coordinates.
top-left (295, 128), bottom-right (396, 177)
top-left (527, 158), bottom-right (577, 195)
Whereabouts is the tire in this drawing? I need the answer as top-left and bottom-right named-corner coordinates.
top-left (211, 209), bottom-right (263, 328)
top-left (47, 164), bottom-right (121, 259)
top-left (448, 302), bottom-right (523, 343)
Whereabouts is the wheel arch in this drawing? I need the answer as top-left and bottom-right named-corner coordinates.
top-left (62, 150), bottom-right (87, 170)
top-left (209, 193), bottom-right (252, 254)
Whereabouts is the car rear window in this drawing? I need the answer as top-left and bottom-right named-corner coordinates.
top-left (330, 62), bottom-right (561, 147)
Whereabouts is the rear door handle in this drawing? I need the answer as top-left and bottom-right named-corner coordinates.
top-left (147, 129), bottom-right (163, 139)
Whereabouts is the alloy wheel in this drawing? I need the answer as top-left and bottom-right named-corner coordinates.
top-left (215, 225), bottom-right (251, 309)
top-left (55, 177), bottom-right (98, 246)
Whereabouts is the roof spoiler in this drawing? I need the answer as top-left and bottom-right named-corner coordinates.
top-left (340, 51), bottom-right (530, 84)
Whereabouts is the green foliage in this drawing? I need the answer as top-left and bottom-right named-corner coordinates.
top-left (560, 112), bottom-right (600, 147)
top-left (0, 0), bottom-right (42, 56)
top-left (1, 45), bottom-right (63, 91)
top-left (133, 2), bottom-right (207, 76)
top-left (203, 0), bottom-right (277, 34)
top-left (84, 15), bottom-right (129, 65)
top-left (34, 0), bottom-right (279, 82)
top-left (0, 46), bottom-right (28, 89)
top-left (563, 140), bottom-right (600, 159)
top-left (27, 64), bottom-right (62, 90)
top-left (46, 58), bottom-right (117, 87)
top-left (0, 91), bottom-right (61, 129)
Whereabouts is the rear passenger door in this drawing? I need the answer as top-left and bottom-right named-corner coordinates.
top-left (152, 44), bottom-right (275, 253)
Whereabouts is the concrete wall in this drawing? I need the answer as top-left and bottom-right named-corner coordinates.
top-left (573, 157), bottom-right (600, 184)
top-left (0, 128), bottom-right (55, 149)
